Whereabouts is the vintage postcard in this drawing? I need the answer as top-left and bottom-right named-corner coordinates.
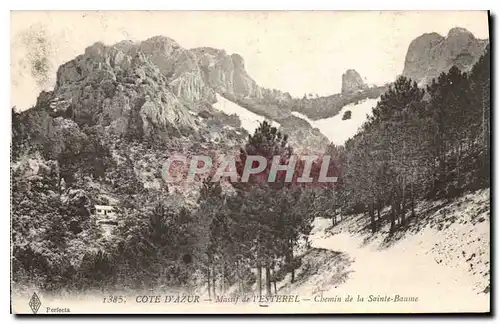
top-left (10, 10), bottom-right (490, 314)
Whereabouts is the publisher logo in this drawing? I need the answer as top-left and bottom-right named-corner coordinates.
top-left (28, 292), bottom-right (41, 314)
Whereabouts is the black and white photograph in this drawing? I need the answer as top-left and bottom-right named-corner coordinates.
top-left (9, 10), bottom-right (491, 314)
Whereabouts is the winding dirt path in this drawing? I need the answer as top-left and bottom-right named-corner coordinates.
top-left (307, 217), bottom-right (489, 313)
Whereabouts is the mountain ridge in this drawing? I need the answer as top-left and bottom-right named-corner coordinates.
top-left (25, 27), bottom-right (488, 154)
top-left (40, 36), bottom-right (333, 152)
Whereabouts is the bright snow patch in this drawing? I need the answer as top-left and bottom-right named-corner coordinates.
top-left (212, 94), bottom-right (280, 134)
top-left (292, 98), bottom-right (380, 146)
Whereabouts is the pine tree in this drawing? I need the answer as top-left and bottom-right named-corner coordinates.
top-left (470, 45), bottom-right (491, 185)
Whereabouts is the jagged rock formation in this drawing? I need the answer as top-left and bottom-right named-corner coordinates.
top-left (52, 39), bottom-right (203, 138)
top-left (403, 27), bottom-right (489, 85)
top-left (191, 48), bottom-right (263, 99)
top-left (341, 69), bottom-right (367, 94)
top-left (35, 35), bottom-right (326, 152)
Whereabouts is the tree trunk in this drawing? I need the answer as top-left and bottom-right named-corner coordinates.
top-left (257, 264), bottom-right (262, 298)
top-left (212, 263), bottom-right (216, 297)
top-left (390, 197), bottom-right (396, 234)
top-left (221, 260), bottom-right (226, 293)
top-left (377, 202), bottom-right (381, 223)
top-left (459, 144), bottom-right (462, 180)
top-left (400, 201), bottom-right (406, 226)
top-left (395, 186), bottom-right (402, 226)
top-left (401, 180), bottom-right (406, 226)
top-left (286, 239), bottom-right (295, 283)
top-left (410, 182), bottom-right (416, 218)
top-left (369, 203), bottom-right (376, 234)
top-left (266, 266), bottom-right (272, 296)
top-left (207, 265), bottom-right (211, 299)
top-left (291, 240), bottom-right (296, 283)
top-left (272, 268), bottom-right (277, 295)
top-left (395, 199), bottom-right (400, 226)
top-left (439, 149), bottom-right (446, 192)
top-left (236, 260), bottom-right (242, 295)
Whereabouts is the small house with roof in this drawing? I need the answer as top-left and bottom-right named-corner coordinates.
top-left (94, 205), bottom-right (116, 218)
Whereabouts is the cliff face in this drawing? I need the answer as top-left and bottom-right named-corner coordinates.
top-left (403, 27), bottom-right (488, 85)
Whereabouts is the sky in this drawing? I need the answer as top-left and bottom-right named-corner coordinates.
top-left (11, 11), bottom-right (489, 111)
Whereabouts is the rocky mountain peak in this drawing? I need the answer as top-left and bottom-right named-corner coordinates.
top-left (341, 69), bottom-right (367, 94)
top-left (35, 34), bottom-right (321, 151)
top-left (50, 38), bottom-right (208, 139)
top-left (447, 27), bottom-right (474, 39)
top-left (403, 27), bottom-right (488, 85)
top-left (141, 35), bottom-right (181, 51)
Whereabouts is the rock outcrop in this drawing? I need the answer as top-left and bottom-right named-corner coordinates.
top-left (341, 69), bottom-right (367, 94)
top-left (191, 47), bottom-right (265, 100)
top-left (37, 35), bottom-right (322, 151)
top-left (52, 39), bottom-right (202, 138)
top-left (403, 27), bottom-right (489, 85)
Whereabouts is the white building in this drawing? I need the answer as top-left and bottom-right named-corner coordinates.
top-left (95, 205), bottom-right (116, 218)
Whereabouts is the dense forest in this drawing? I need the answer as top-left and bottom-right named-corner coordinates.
top-left (11, 45), bottom-right (490, 296)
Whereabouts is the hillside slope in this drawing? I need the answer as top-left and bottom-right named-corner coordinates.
top-left (276, 189), bottom-right (490, 313)
top-left (212, 94), bottom-right (280, 134)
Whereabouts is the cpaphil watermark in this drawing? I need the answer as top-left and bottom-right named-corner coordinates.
top-left (161, 154), bottom-right (339, 188)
